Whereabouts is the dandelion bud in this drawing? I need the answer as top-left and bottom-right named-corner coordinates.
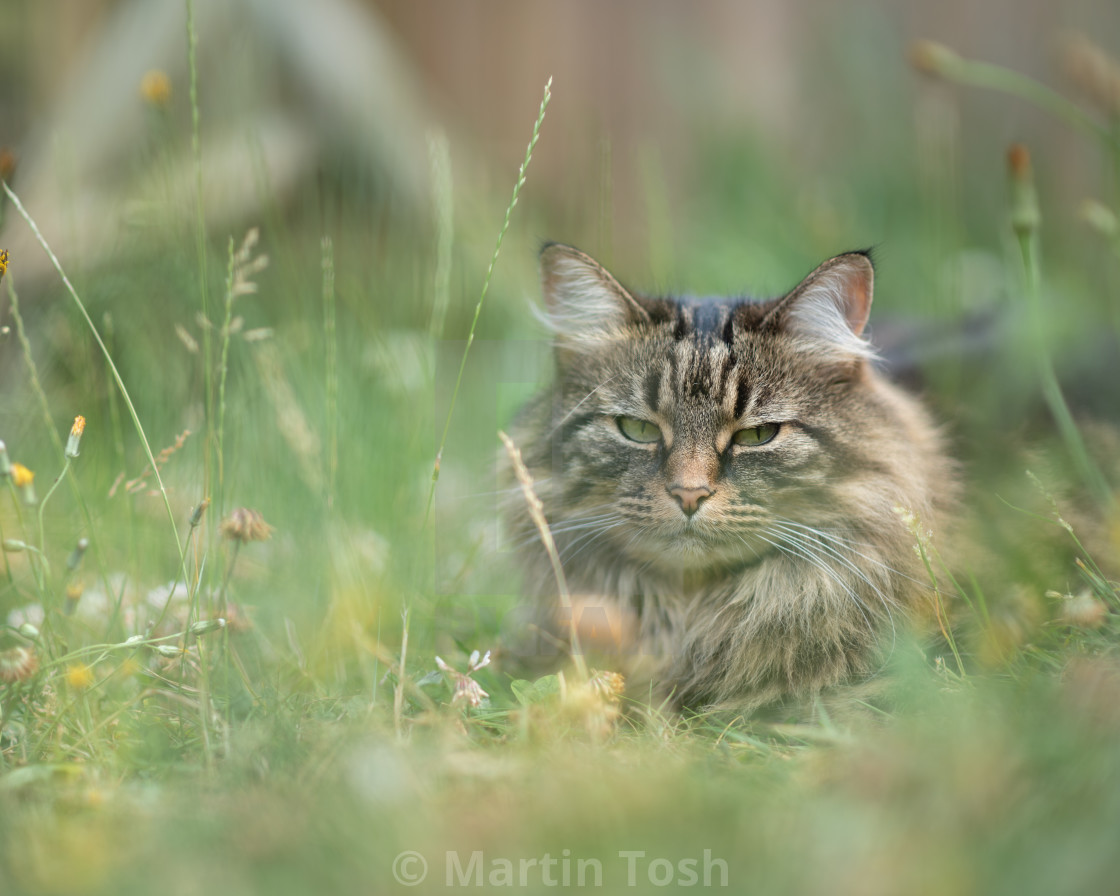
top-left (65, 415), bottom-right (86, 459)
top-left (67, 537), bottom-right (90, 571)
top-left (10, 463), bottom-right (36, 505)
top-left (18, 622), bottom-right (40, 641)
top-left (65, 582), bottom-right (84, 614)
top-left (189, 618), bottom-right (227, 636)
top-left (124, 635), bottom-right (146, 647)
top-left (1007, 144), bottom-right (1041, 239)
top-left (153, 645), bottom-right (184, 658)
top-left (909, 40), bottom-right (962, 78)
top-left (0, 440), bottom-right (10, 477)
top-left (2, 539), bottom-right (28, 552)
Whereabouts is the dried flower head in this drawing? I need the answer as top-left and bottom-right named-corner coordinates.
top-left (221, 507), bottom-right (273, 543)
top-left (0, 646), bottom-right (38, 683)
top-left (66, 415), bottom-right (86, 459)
top-left (140, 69), bottom-right (172, 107)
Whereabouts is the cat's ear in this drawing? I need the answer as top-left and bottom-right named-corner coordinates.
top-left (764, 252), bottom-right (876, 360)
top-left (539, 243), bottom-right (651, 349)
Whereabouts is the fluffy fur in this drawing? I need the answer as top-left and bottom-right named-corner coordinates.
top-left (504, 244), bottom-right (955, 711)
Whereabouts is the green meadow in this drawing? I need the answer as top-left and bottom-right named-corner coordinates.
top-left (2, 10), bottom-right (1120, 895)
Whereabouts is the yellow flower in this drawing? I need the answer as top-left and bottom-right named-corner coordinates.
top-left (139, 69), bottom-right (172, 107)
top-left (65, 663), bottom-right (96, 691)
top-left (0, 248), bottom-right (8, 277)
top-left (66, 415), bottom-right (86, 458)
top-left (10, 462), bottom-right (33, 487)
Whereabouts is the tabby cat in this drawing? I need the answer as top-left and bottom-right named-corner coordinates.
top-left (504, 244), bottom-right (954, 711)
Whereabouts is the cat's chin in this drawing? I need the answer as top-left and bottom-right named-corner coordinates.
top-left (626, 530), bottom-right (767, 574)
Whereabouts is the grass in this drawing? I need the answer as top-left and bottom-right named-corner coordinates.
top-left (2, 28), bottom-right (1120, 896)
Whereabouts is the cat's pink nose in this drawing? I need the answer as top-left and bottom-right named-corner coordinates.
top-left (669, 485), bottom-right (712, 516)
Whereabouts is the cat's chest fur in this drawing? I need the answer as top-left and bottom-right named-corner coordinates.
top-left (504, 244), bottom-right (954, 711)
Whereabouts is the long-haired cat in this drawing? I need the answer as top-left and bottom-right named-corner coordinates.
top-left (504, 244), bottom-right (955, 712)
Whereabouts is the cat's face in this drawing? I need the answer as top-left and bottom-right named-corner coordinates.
top-left (537, 244), bottom-right (890, 574)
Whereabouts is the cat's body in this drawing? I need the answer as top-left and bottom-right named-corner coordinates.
top-left (504, 244), bottom-right (954, 711)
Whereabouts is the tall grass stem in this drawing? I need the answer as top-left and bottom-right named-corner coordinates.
top-left (424, 77), bottom-right (552, 521)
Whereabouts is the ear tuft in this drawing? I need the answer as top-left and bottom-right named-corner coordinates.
top-left (769, 252), bottom-right (876, 360)
top-left (539, 243), bottom-right (650, 349)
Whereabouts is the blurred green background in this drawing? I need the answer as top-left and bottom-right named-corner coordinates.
top-left (2, 1), bottom-right (1120, 894)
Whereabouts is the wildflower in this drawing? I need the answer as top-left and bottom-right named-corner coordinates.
top-left (65, 415), bottom-right (86, 459)
top-left (65, 582), bottom-right (84, 613)
top-left (10, 462), bottom-right (36, 504)
top-left (65, 663), bottom-right (96, 691)
top-left (139, 69), bottom-right (172, 107)
top-left (588, 669), bottom-right (626, 703)
top-left (220, 507), bottom-right (273, 543)
top-left (0, 440), bottom-right (10, 477)
top-left (0, 647), bottom-right (38, 683)
top-left (435, 652), bottom-right (491, 708)
top-left (0, 249), bottom-right (8, 279)
top-left (153, 645), bottom-right (184, 658)
top-left (18, 622), bottom-right (40, 641)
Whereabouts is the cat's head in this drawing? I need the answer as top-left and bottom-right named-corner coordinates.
top-left (536, 243), bottom-right (899, 573)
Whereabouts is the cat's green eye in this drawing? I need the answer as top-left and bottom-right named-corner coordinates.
top-left (616, 416), bottom-right (662, 444)
top-left (732, 423), bottom-right (780, 447)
